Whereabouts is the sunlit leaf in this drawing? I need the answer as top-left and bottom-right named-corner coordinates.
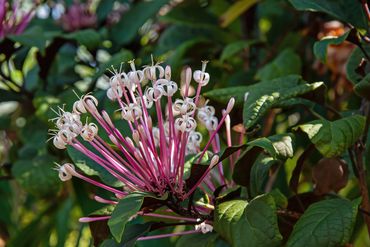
top-left (294, 115), bottom-right (365, 157)
top-left (287, 198), bottom-right (360, 247)
top-left (214, 194), bottom-right (282, 247)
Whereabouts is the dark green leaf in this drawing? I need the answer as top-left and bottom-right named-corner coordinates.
top-left (255, 49), bottom-right (301, 81)
top-left (8, 26), bottom-right (59, 52)
top-left (110, 0), bottom-right (169, 45)
top-left (232, 134), bottom-right (294, 187)
top-left (176, 232), bottom-right (219, 247)
top-left (354, 73), bottom-right (370, 100)
top-left (96, 0), bottom-right (115, 22)
top-left (120, 223), bottom-right (153, 247)
top-left (294, 115), bottom-right (365, 157)
top-left (93, 50), bottom-right (133, 81)
top-left (220, 40), bottom-right (256, 62)
top-left (287, 198), bottom-right (360, 247)
top-left (11, 155), bottom-right (61, 197)
top-left (346, 45), bottom-right (370, 84)
top-left (289, 0), bottom-right (368, 29)
top-left (313, 31), bottom-right (350, 63)
top-left (204, 86), bottom-right (248, 106)
top-left (64, 29), bottom-right (101, 50)
top-left (243, 75), bottom-right (323, 128)
top-left (108, 193), bottom-right (144, 242)
top-left (214, 194), bottom-right (282, 247)
top-left (250, 156), bottom-right (276, 197)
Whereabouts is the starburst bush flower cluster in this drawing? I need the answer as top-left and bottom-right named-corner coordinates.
top-left (49, 59), bottom-right (236, 241)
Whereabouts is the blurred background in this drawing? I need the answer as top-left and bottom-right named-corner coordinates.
top-left (0, 0), bottom-right (367, 246)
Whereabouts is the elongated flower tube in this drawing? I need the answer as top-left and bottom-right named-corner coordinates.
top-left (50, 60), bottom-right (237, 241)
top-left (0, 0), bottom-right (35, 39)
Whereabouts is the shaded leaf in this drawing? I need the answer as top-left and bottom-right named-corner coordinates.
top-left (176, 232), bottom-right (219, 247)
top-left (250, 156), bottom-right (276, 197)
top-left (204, 86), bottom-right (248, 106)
top-left (110, 0), bottom-right (169, 45)
top-left (354, 73), bottom-right (370, 100)
top-left (294, 115), bottom-right (365, 157)
top-left (120, 223), bottom-right (154, 247)
top-left (289, 0), bottom-right (368, 30)
top-left (346, 45), bottom-right (370, 84)
top-left (233, 134), bottom-right (293, 187)
top-left (313, 31), bottom-right (350, 63)
top-left (214, 194), bottom-right (282, 247)
top-left (287, 198), bottom-right (360, 247)
top-left (255, 49), bottom-right (301, 81)
top-left (108, 193), bottom-right (144, 242)
top-left (11, 155), bottom-right (60, 197)
top-left (93, 50), bottom-right (133, 81)
top-left (64, 29), bottom-right (101, 50)
top-left (220, 0), bottom-right (259, 27)
top-left (220, 40), bottom-right (256, 62)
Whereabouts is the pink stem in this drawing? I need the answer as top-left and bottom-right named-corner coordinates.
top-left (137, 230), bottom-right (201, 241)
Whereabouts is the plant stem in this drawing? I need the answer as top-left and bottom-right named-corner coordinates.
top-left (354, 141), bottom-right (370, 237)
top-left (354, 100), bottom-right (370, 237)
top-left (362, 0), bottom-right (370, 22)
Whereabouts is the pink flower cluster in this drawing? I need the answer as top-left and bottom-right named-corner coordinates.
top-left (0, 0), bottom-right (34, 39)
top-left (50, 60), bottom-right (237, 240)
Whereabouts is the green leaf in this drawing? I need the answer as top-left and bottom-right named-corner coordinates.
top-left (346, 45), bottom-right (370, 84)
top-left (110, 0), bottom-right (169, 45)
top-left (120, 223), bottom-right (153, 247)
top-left (243, 75), bottom-right (323, 128)
top-left (313, 31), bottom-right (350, 63)
top-left (11, 155), bottom-right (61, 197)
top-left (269, 134), bottom-right (295, 159)
top-left (250, 156), bottom-right (276, 197)
top-left (96, 0), bottom-right (115, 22)
top-left (64, 29), bottom-right (101, 50)
top-left (108, 193), bottom-right (145, 242)
top-left (287, 198), bottom-right (360, 247)
top-left (220, 40), bottom-right (256, 62)
top-left (8, 26), bottom-right (59, 52)
top-left (204, 86), bottom-right (248, 106)
top-left (232, 134), bottom-right (293, 187)
top-left (294, 115), bottom-right (365, 157)
top-left (176, 232), bottom-right (219, 247)
top-left (255, 49), bottom-right (301, 81)
top-left (214, 194), bottom-right (282, 247)
top-left (354, 73), bottom-right (370, 100)
top-left (289, 0), bottom-right (368, 30)
top-left (220, 0), bottom-right (260, 27)
top-left (93, 50), bottom-right (133, 81)
top-left (67, 146), bottom-right (122, 187)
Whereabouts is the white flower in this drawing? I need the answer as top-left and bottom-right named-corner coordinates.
top-left (174, 115), bottom-right (196, 132)
top-left (121, 103), bottom-right (142, 122)
top-left (193, 60), bottom-right (210, 86)
top-left (81, 123), bottom-right (98, 142)
top-left (195, 222), bottom-right (213, 234)
top-left (143, 63), bottom-right (165, 81)
top-left (107, 84), bottom-right (123, 101)
top-left (155, 79), bottom-right (178, 97)
top-left (55, 163), bottom-right (76, 181)
top-left (173, 98), bottom-right (196, 116)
